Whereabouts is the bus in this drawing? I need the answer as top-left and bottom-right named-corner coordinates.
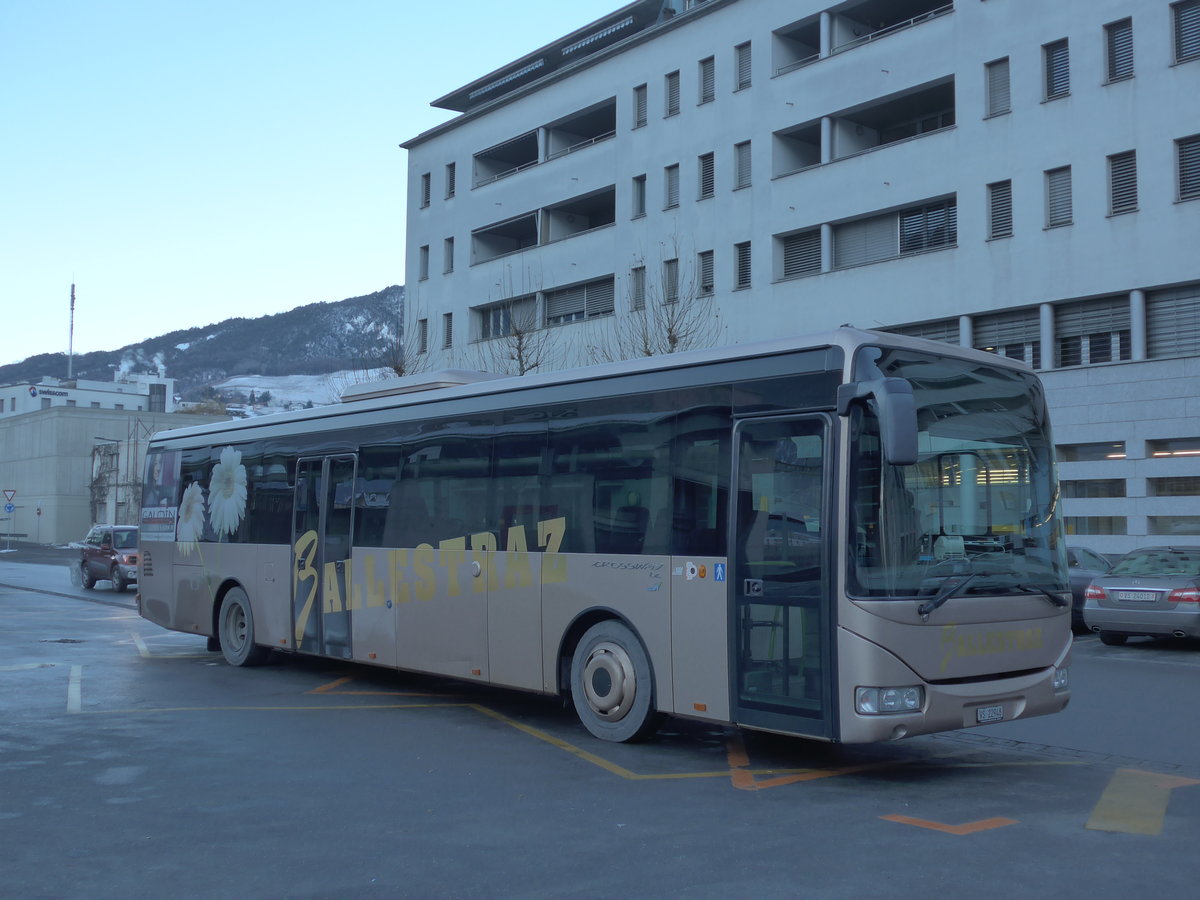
top-left (137, 327), bottom-right (1071, 743)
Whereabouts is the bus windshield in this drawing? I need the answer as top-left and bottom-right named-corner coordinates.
top-left (848, 345), bottom-right (1067, 599)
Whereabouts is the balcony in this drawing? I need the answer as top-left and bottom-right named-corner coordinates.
top-left (830, 1), bottom-right (954, 54)
top-left (473, 133), bottom-right (539, 188)
top-left (544, 99), bottom-right (616, 161)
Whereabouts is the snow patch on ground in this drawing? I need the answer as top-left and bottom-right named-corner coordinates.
top-left (214, 369), bottom-right (394, 416)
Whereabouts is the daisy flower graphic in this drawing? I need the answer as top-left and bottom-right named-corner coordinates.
top-left (176, 482), bottom-right (206, 556)
top-left (208, 445), bottom-right (248, 538)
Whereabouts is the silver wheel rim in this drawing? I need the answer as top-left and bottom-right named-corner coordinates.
top-left (225, 602), bottom-right (247, 653)
top-left (581, 640), bottom-right (636, 723)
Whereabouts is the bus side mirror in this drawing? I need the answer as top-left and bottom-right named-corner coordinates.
top-left (837, 377), bottom-right (919, 466)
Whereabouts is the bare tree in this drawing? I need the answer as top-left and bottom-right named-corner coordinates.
top-left (328, 295), bottom-right (433, 400)
top-left (588, 238), bottom-right (723, 364)
top-left (461, 263), bottom-right (563, 376)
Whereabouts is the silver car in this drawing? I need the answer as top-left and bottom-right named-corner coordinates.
top-left (1083, 546), bottom-right (1200, 645)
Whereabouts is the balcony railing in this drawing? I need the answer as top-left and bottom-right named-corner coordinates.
top-left (832, 4), bottom-right (954, 54)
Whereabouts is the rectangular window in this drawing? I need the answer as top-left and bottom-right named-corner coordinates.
top-left (632, 174), bottom-right (646, 218)
top-left (1044, 38), bottom-right (1070, 100)
top-left (834, 198), bottom-right (957, 270)
top-left (1149, 476), bottom-right (1200, 496)
top-left (1062, 479), bottom-right (1126, 499)
top-left (1148, 284), bottom-right (1200, 358)
top-left (418, 244), bottom-right (430, 280)
top-left (442, 313), bottom-right (453, 349)
top-left (1105, 18), bottom-right (1134, 82)
top-left (633, 84), bottom-right (648, 127)
top-left (734, 42), bottom-right (752, 90)
top-left (698, 250), bottom-right (714, 296)
top-left (974, 308), bottom-right (1042, 368)
top-left (1046, 166), bottom-right (1072, 227)
top-left (665, 71), bottom-right (681, 116)
top-left (418, 318), bottom-right (429, 354)
top-left (545, 277), bottom-right (616, 325)
top-left (987, 180), bottom-right (1013, 239)
top-left (630, 266), bottom-right (646, 311)
top-left (1055, 296), bottom-right (1132, 366)
top-left (1064, 517), bottom-right (1127, 536)
top-left (420, 172), bottom-right (431, 208)
top-left (698, 152), bottom-right (715, 199)
top-left (445, 162), bottom-right (456, 199)
top-left (985, 57), bottom-right (1011, 116)
top-left (1174, 0), bottom-right (1200, 63)
top-left (1108, 151), bottom-right (1137, 215)
top-left (1149, 436), bottom-right (1200, 457)
top-left (734, 140), bottom-right (751, 189)
top-left (663, 258), bottom-right (679, 303)
top-left (781, 230), bottom-right (821, 279)
top-left (443, 237), bottom-right (455, 274)
top-left (664, 164), bottom-right (680, 209)
top-left (1179, 134), bottom-right (1200, 201)
top-left (900, 199), bottom-right (957, 253)
top-left (1057, 441), bottom-right (1126, 461)
top-left (1149, 516), bottom-right (1200, 535)
top-left (699, 57), bottom-right (715, 104)
top-left (734, 241), bottom-right (751, 288)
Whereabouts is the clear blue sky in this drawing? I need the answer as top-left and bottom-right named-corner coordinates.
top-left (0, 0), bottom-right (620, 365)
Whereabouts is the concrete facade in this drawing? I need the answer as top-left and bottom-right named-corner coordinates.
top-left (402, 0), bottom-right (1200, 555)
top-left (0, 407), bottom-right (225, 546)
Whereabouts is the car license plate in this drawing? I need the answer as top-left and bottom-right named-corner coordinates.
top-left (1116, 590), bottom-right (1157, 603)
top-left (976, 705), bottom-right (1004, 724)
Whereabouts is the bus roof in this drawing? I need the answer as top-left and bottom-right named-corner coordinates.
top-left (148, 327), bottom-right (1027, 448)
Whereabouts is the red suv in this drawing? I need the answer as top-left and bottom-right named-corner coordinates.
top-left (79, 525), bottom-right (139, 592)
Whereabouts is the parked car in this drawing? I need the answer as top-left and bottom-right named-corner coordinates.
top-left (1066, 546), bottom-right (1113, 632)
top-left (79, 525), bottom-right (139, 592)
top-left (1083, 546), bottom-right (1200, 645)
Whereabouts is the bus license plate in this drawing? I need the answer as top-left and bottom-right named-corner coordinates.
top-left (1116, 590), bottom-right (1157, 603)
top-left (976, 705), bottom-right (1004, 724)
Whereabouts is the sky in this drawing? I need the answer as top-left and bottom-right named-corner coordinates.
top-left (0, 0), bottom-right (622, 365)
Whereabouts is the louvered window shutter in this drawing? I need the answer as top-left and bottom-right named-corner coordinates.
top-left (782, 231), bottom-right (821, 278)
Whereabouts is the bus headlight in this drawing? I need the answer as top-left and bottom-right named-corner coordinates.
top-left (856, 685), bottom-right (924, 715)
top-left (1053, 666), bottom-right (1070, 692)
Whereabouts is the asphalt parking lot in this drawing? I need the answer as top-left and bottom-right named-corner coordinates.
top-left (2, 549), bottom-right (1198, 899)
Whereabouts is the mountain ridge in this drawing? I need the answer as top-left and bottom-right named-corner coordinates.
top-left (0, 285), bottom-right (404, 400)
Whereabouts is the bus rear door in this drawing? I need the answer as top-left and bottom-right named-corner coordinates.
top-left (293, 455), bottom-right (357, 659)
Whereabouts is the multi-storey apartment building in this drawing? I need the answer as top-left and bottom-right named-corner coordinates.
top-left (401, 0), bottom-right (1200, 554)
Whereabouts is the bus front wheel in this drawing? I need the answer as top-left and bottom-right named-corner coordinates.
top-left (570, 620), bottom-right (662, 743)
top-left (218, 587), bottom-right (271, 667)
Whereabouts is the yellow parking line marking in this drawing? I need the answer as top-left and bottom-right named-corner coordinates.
top-left (724, 732), bottom-right (899, 790)
top-left (307, 675), bottom-right (463, 699)
top-left (1087, 768), bottom-right (1200, 835)
top-left (881, 815), bottom-right (1018, 835)
top-left (67, 665), bottom-right (82, 713)
top-left (132, 633), bottom-right (151, 658)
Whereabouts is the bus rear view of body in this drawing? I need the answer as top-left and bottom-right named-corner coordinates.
top-left (137, 327), bottom-right (1070, 743)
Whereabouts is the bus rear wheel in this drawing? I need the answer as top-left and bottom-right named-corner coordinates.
top-left (218, 587), bottom-right (271, 667)
top-left (570, 620), bottom-right (661, 743)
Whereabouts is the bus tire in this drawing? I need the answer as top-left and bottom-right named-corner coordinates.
top-left (218, 587), bottom-right (271, 667)
top-left (570, 620), bottom-right (662, 743)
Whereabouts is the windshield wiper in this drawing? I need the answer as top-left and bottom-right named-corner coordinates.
top-left (918, 572), bottom-right (984, 621)
top-left (1015, 584), bottom-right (1069, 608)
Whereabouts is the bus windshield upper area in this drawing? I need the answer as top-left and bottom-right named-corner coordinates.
top-left (847, 346), bottom-right (1067, 600)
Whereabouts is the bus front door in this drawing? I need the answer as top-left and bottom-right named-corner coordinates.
top-left (732, 415), bottom-right (833, 738)
top-left (293, 455), bottom-right (357, 659)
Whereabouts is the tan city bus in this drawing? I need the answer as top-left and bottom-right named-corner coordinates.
top-left (137, 327), bottom-right (1071, 743)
